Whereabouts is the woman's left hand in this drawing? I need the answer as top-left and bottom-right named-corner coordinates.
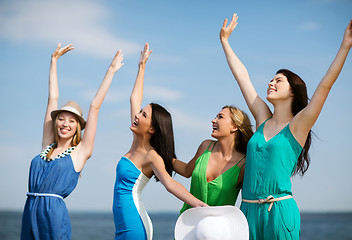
top-left (220, 13), bottom-right (239, 43)
top-left (51, 43), bottom-right (74, 62)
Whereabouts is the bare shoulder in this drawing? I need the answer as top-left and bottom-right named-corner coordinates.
top-left (199, 139), bottom-right (214, 152)
top-left (145, 149), bottom-right (163, 164)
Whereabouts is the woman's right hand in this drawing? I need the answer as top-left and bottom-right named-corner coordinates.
top-left (220, 13), bottom-right (239, 43)
top-left (197, 202), bottom-right (209, 207)
top-left (51, 43), bottom-right (74, 62)
top-left (108, 50), bottom-right (124, 73)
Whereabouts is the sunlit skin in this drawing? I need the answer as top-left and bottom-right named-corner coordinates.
top-left (123, 43), bottom-right (207, 208)
top-left (130, 104), bottom-right (154, 135)
top-left (56, 112), bottom-right (78, 140)
top-left (21, 41), bottom-right (124, 239)
top-left (219, 13), bottom-right (352, 238)
top-left (220, 14), bottom-right (352, 147)
top-left (42, 43), bottom-right (124, 172)
top-left (266, 74), bottom-right (294, 103)
top-left (172, 106), bottom-right (246, 187)
top-left (211, 108), bottom-right (237, 139)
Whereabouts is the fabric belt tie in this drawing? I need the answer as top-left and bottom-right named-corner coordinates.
top-left (26, 192), bottom-right (63, 200)
top-left (242, 195), bottom-right (292, 212)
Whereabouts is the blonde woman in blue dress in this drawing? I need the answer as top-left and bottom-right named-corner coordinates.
top-left (220, 14), bottom-right (352, 239)
top-left (21, 43), bottom-right (124, 240)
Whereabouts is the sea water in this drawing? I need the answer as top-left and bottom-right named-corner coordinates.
top-left (1, 211), bottom-right (352, 239)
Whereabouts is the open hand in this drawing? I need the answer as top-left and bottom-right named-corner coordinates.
top-left (139, 43), bottom-right (152, 66)
top-left (51, 43), bottom-right (74, 61)
top-left (342, 20), bottom-right (352, 49)
top-left (220, 13), bottom-right (239, 42)
top-left (109, 50), bottom-right (124, 73)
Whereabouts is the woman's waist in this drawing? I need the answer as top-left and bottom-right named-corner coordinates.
top-left (28, 186), bottom-right (76, 197)
top-left (242, 177), bottom-right (292, 199)
top-left (242, 191), bottom-right (292, 200)
top-left (26, 192), bottom-right (67, 200)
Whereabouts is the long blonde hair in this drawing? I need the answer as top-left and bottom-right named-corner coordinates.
top-left (222, 105), bottom-right (253, 154)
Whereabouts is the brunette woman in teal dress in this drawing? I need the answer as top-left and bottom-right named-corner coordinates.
top-left (220, 14), bottom-right (352, 239)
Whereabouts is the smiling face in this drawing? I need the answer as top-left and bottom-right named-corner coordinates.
top-left (130, 104), bottom-right (154, 135)
top-left (211, 108), bottom-right (237, 139)
top-left (55, 111), bottom-right (78, 141)
top-left (266, 73), bottom-right (294, 103)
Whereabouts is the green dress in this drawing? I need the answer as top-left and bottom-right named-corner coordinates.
top-left (240, 118), bottom-right (303, 240)
top-left (180, 141), bottom-right (245, 214)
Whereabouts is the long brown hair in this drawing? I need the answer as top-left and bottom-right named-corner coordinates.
top-left (276, 69), bottom-right (311, 176)
top-left (149, 103), bottom-right (176, 181)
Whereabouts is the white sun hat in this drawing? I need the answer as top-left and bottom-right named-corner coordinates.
top-left (175, 206), bottom-right (249, 240)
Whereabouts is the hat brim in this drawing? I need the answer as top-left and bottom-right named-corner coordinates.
top-left (175, 206), bottom-right (249, 240)
top-left (51, 109), bottom-right (86, 130)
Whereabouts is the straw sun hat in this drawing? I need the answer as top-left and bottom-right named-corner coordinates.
top-left (51, 101), bottom-right (86, 129)
top-left (175, 206), bottom-right (249, 240)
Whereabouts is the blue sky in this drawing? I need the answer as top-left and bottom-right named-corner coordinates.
top-left (0, 0), bottom-right (351, 213)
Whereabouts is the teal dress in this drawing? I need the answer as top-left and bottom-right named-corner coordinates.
top-left (240, 119), bottom-right (303, 240)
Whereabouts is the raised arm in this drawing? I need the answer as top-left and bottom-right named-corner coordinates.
top-left (42, 43), bottom-right (74, 149)
top-left (73, 50), bottom-right (124, 172)
top-left (291, 20), bottom-right (352, 146)
top-left (172, 140), bottom-right (209, 178)
top-left (130, 43), bottom-right (152, 123)
top-left (220, 14), bottom-right (271, 127)
top-left (150, 152), bottom-right (208, 208)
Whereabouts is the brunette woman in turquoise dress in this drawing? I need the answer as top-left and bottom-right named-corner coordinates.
top-left (220, 14), bottom-right (352, 239)
top-left (21, 44), bottom-right (124, 239)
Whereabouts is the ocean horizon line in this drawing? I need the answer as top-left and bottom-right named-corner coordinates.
top-left (1, 209), bottom-right (352, 215)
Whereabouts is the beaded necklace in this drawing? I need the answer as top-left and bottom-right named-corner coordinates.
top-left (40, 143), bottom-right (76, 161)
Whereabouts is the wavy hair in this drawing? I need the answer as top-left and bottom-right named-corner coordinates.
top-left (222, 106), bottom-right (254, 154)
top-left (276, 69), bottom-right (311, 176)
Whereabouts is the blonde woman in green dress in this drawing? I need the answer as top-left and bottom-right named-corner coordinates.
top-left (173, 106), bottom-right (253, 214)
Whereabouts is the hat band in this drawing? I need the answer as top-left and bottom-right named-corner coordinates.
top-left (60, 106), bottom-right (82, 117)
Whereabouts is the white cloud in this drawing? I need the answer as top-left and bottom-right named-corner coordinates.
top-left (0, 0), bottom-right (139, 58)
top-left (78, 88), bottom-right (129, 107)
top-left (144, 85), bottom-right (183, 101)
top-left (80, 85), bottom-right (182, 105)
top-left (169, 107), bottom-right (209, 131)
top-left (297, 22), bottom-right (321, 31)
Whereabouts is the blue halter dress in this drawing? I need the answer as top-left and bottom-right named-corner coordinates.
top-left (21, 143), bottom-right (80, 240)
